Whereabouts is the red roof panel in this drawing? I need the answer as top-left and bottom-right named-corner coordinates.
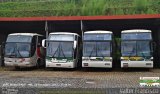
top-left (0, 14), bottom-right (160, 21)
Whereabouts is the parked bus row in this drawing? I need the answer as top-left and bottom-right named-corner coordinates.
top-left (3, 29), bottom-right (154, 69)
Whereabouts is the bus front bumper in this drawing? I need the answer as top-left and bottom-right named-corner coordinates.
top-left (121, 61), bottom-right (153, 68)
top-left (46, 61), bottom-right (75, 68)
top-left (5, 62), bottom-right (34, 67)
top-left (82, 61), bottom-right (112, 68)
top-left (4, 58), bottom-right (34, 67)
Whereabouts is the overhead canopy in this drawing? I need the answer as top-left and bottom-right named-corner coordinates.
top-left (0, 14), bottom-right (160, 36)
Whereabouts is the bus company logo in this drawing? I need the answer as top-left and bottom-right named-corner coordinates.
top-left (139, 77), bottom-right (160, 87)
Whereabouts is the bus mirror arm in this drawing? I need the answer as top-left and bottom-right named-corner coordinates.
top-left (74, 41), bottom-right (77, 49)
top-left (42, 39), bottom-right (46, 48)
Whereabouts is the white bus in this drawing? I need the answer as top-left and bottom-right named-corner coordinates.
top-left (43, 32), bottom-right (81, 68)
top-left (121, 29), bottom-right (153, 68)
top-left (82, 30), bottom-right (113, 68)
top-left (4, 33), bottom-right (45, 69)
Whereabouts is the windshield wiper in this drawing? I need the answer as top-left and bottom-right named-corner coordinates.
top-left (8, 54), bottom-right (15, 58)
top-left (140, 51), bottom-right (152, 59)
top-left (52, 45), bottom-right (59, 58)
top-left (97, 46), bottom-right (105, 58)
top-left (7, 47), bottom-right (16, 58)
top-left (52, 43), bottom-right (66, 58)
top-left (16, 47), bottom-right (23, 58)
top-left (59, 43), bottom-right (66, 58)
top-left (89, 45), bottom-right (96, 57)
top-left (129, 47), bottom-right (136, 58)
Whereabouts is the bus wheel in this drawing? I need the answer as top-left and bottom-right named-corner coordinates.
top-left (36, 59), bottom-right (41, 68)
top-left (82, 67), bottom-right (88, 71)
top-left (15, 66), bottom-right (20, 70)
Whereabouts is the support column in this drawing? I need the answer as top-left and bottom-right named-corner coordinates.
top-left (81, 20), bottom-right (84, 39)
top-left (45, 21), bottom-right (48, 38)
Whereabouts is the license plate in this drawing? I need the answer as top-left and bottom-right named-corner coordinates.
top-left (123, 65), bottom-right (128, 67)
top-left (14, 64), bottom-right (18, 66)
top-left (146, 63), bottom-right (151, 66)
top-left (123, 63), bottom-right (128, 67)
top-left (56, 64), bottom-right (61, 66)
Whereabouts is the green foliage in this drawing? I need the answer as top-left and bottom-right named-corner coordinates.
top-left (115, 9), bottom-right (125, 15)
top-left (0, 0), bottom-right (159, 17)
top-left (133, 0), bottom-right (149, 14)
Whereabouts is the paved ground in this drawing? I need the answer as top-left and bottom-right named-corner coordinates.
top-left (0, 68), bottom-right (160, 94)
top-left (0, 68), bottom-right (159, 89)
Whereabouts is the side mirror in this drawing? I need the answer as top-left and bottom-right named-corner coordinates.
top-left (42, 39), bottom-right (46, 48)
top-left (73, 41), bottom-right (77, 49)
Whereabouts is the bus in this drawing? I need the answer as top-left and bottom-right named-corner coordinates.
top-left (43, 32), bottom-right (81, 68)
top-left (121, 29), bottom-right (153, 68)
top-left (4, 33), bottom-right (45, 69)
top-left (82, 30), bottom-right (113, 68)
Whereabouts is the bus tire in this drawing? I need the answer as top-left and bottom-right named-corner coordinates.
top-left (82, 67), bottom-right (88, 71)
top-left (36, 59), bottom-right (41, 68)
top-left (15, 66), bottom-right (20, 70)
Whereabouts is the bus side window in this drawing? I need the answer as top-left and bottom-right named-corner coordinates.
top-left (31, 36), bottom-right (37, 56)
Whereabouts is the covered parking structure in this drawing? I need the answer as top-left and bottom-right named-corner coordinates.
top-left (0, 14), bottom-right (160, 68)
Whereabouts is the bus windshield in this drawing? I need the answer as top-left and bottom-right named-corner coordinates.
top-left (5, 43), bottom-right (31, 58)
top-left (121, 41), bottom-right (152, 57)
top-left (47, 41), bottom-right (73, 58)
top-left (83, 42), bottom-right (111, 57)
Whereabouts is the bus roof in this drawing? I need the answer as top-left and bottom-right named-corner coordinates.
top-left (122, 29), bottom-right (151, 33)
top-left (9, 33), bottom-right (43, 36)
top-left (49, 32), bottom-right (80, 36)
top-left (84, 30), bottom-right (112, 34)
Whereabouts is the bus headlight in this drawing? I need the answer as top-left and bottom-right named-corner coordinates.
top-left (104, 57), bottom-right (112, 61)
top-left (67, 60), bottom-right (73, 62)
top-left (46, 59), bottom-right (51, 63)
top-left (121, 57), bottom-right (129, 61)
top-left (145, 59), bottom-right (153, 61)
top-left (82, 57), bottom-right (89, 61)
top-left (145, 57), bottom-right (153, 61)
